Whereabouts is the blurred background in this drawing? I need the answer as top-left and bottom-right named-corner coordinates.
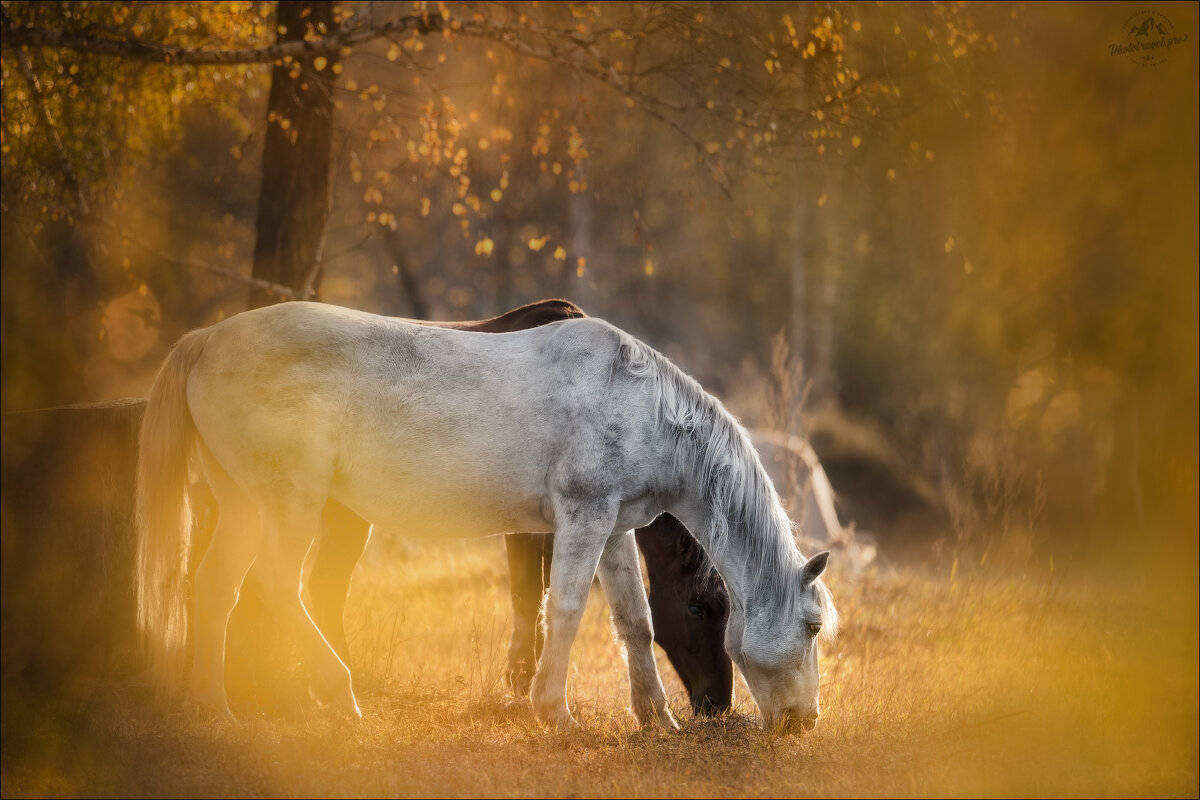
top-left (2, 0), bottom-right (1196, 565)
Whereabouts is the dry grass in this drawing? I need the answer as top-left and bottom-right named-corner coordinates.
top-left (3, 534), bottom-right (1196, 798)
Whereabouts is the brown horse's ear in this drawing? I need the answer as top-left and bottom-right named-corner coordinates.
top-left (800, 551), bottom-right (830, 586)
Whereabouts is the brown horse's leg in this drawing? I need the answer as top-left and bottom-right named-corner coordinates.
top-left (597, 531), bottom-right (679, 730)
top-left (306, 501), bottom-right (371, 664)
top-left (504, 532), bottom-right (549, 695)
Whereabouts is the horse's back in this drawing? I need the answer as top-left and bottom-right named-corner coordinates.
top-left (184, 304), bottom-right (655, 537)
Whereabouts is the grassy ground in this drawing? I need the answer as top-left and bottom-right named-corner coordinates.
top-left (2, 534), bottom-right (1196, 798)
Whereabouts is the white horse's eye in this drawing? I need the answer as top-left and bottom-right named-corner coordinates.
top-left (807, 622), bottom-right (821, 636)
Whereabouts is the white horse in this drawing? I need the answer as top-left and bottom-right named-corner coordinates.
top-left (136, 301), bottom-right (837, 730)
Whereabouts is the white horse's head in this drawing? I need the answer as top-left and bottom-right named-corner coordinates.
top-left (725, 551), bottom-right (832, 732)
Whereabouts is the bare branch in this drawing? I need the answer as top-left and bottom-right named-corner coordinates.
top-left (3, 6), bottom-right (742, 191)
top-left (116, 227), bottom-right (302, 301)
top-left (1, 10), bottom-right (444, 65)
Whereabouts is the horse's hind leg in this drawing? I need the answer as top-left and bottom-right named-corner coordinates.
top-left (256, 502), bottom-right (361, 720)
top-left (596, 531), bottom-right (679, 730)
top-left (191, 448), bottom-right (262, 719)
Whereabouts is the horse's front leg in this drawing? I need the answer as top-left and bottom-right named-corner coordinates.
top-left (531, 501), bottom-right (614, 730)
top-left (597, 531), bottom-right (679, 730)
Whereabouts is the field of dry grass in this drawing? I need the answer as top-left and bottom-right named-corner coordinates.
top-left (2, 533), bottom-right (1196, 798)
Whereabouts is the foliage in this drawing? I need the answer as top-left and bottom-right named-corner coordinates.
top-left (1, 2), bottom-right (1195, 546)
top-left (1, 1), bottom-right (270, 221)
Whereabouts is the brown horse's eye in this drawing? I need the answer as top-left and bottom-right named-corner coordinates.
top-left (807, 622), bottom-right (821, 636)
top-left (687, 604), bottom-right (706, 619)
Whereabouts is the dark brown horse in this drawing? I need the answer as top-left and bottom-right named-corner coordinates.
top-left (302, 300), bottom-right (733, 715)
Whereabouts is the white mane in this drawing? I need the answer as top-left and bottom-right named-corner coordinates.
top-left (614, 335), bottom-right (838, 637)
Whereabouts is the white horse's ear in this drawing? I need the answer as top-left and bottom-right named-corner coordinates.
top-left (800, 551), bottom-right (830, 585)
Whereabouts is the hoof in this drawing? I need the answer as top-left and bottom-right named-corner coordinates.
top-left (635, 705), bottom-right (680, 732)
top-left (343, 698), bottom-right (364, 722)
top-left (309, 672), bottom-right (361, 720)
top-left (656, 710), bottom-right (681, 732)
top-left (506, 663), bottom-right (534, 697)
top-left (323, 690), bottom-right (362, 722)
top-left (188, 694), bottom-right (236, 724)
top-left (534, 701), bottom-right (579, 731)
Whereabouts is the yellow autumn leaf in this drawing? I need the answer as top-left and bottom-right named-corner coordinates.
top-left (387, 43), bottom-right (401, 62)
top-left (644, 259), bottom-right (654, 276)
top-left (554, 246), bottom-right (566, 261)
top-left (529, 236), bottom-right (549, 252)
top-left (420, 197), bottom-right (431, 216)
top-left (764, 59), bottom-right (775, 74)
top-left (314, 56), bottom-right (328, 71)
top-left (475, 238), bottom-right (495, 256)
top-left (490, 189), bottom-right (503, 202)
top-left (851, 135), bottom-right (862, 148)
top-left (705, 142), bottom-right (721, 154)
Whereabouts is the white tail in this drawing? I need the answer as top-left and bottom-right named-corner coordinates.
top-left (135, 329), bottom-right (210, 698)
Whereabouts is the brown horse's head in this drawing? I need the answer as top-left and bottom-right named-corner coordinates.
top-left (636, 515), bottom-right (733, 716)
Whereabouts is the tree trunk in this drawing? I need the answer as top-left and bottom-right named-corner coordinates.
top-left (809, 173), bottom-right (840, 409)
top-left (247, 1), bottom-right (338, 309)
top-left (789, 167), bottom-right (809, 370)
top-left (567, 167), bottom-right (595, 309)
top-left (381, 225), bottom-right (430, 319)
